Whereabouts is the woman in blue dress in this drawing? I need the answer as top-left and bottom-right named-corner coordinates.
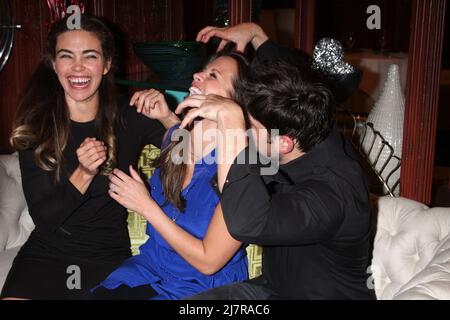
top-left (91, 49), bottom-right (250, 300)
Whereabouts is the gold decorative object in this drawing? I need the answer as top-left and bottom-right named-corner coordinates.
top-left (127, 144), bottom-right (160, 255)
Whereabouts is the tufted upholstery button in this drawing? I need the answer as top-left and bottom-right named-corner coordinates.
top-left (372, 196), bottom-right (450, 300)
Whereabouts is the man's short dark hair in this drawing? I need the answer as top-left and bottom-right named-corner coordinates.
top-left (237, 60), bottom-right (335, 153)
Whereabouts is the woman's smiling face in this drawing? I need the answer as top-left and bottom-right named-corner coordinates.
top-left (189, 56), bottom-right (238, 98)
top-left (187, 56), bottom-right (239, 160)
top-left (52, 30), bottom-right (111, 107)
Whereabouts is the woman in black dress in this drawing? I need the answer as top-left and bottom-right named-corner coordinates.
top-left (1, 15), bottom-right (178, 300)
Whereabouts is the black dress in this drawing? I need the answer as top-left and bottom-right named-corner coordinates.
top-left (0, 104), bottom-right (165, 300)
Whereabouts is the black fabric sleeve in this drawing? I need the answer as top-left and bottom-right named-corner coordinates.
top-left (255, 39), bottom-right (311, 67)
top-left (18, 149), bottom-right (91, 234)
top-left (137, 113), bottom-right (166, 149)
top-left (125, 105), bottom-right (166, 149)
top-left (220, 147), bottom-right (345, 246)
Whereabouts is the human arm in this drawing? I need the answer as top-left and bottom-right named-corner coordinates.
top-left (218, 154), bottom-right (345, 245)
top-left (197, 22), bottom-right (309, 69)
top-left (196, 22), bottom-right (269, 52)
top-left (254, 38), bottom-right (311, 67)
top-left (69, 137), bottom-right (107, 194)
top-left (175, 94), bottom-right (247, 190)
top-left (108, 166), bottom-right (243, 275)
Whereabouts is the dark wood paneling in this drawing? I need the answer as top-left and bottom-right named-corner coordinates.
top-left (401, 0), bottom-right (447, 205)
top-left (88, 0), bottom-right (177, 80)
top-left (295, 0), bottom-right (315, 54)
top-left (167, 0), bottom-right (185, 40)
top-left (183, 0), bottom-right (216, 40)
top-left (315, 0), bottom-right (411, 52)
top-left (0, 0), bottom-right (50, 154)
top-left (229, 0), bottom-right (252, 25)
top-left (443, 4), bottom-right (450, 69)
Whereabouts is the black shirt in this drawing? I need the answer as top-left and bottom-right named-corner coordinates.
top-left (254, 39), bottom-right (311, 68)
top-left (220, 128), bottom-right (375, 300)
top-left (18, 104), bottom-right (165, 263)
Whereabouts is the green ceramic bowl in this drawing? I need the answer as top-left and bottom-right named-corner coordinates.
top-left (134, 41), bottom-right (206, 85)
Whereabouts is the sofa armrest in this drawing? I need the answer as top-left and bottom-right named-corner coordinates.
top-left (0, 215), bottom-right (7, 252)
top-left (0, 154), bottom-right (34, 251)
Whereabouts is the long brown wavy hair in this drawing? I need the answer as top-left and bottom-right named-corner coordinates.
top-left (10, 15), bottom-right (119, 183)
top-left (154, 49), bottom-right (250, 212)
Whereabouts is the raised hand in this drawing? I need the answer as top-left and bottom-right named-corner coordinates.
top-left (196, 22), bottom-right (269, 52)
top-left (76, 137), bottom-right (107, 177)
top-left (129, 89), bottom-right (172, 120)
top-left (175, 94), bottom-right (244, 129)
top-left (108, 165), bottom-right (154, 215)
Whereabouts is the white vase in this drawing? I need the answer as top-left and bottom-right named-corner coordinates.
top-left (363, 64), bottom-right (405, 196)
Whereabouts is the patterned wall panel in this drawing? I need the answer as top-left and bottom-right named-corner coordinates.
top-left (128, 145), bottom-right (262, 279)
top-left (246, 243), bottom-right (263, 279)
top-left (127, 144), bottom-right (160, 255)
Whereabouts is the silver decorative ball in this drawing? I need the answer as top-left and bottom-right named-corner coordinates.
top-left (312, 38), bottom-right (355, 75)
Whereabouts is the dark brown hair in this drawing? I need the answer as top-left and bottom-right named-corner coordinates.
top-left (236, 60), bottom-right (335, 153)
top-left (155, 49), bottom-right (249, 212)
top-left (10, 15), bottom-right (119, 182)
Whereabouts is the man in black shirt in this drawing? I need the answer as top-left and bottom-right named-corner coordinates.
top-left (177, 23), bottom-right (375, 300)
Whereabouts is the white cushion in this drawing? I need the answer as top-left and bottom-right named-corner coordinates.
top-left (372, 197), bottom-right (450, 300)
top-left (394, 235), bottom-right (450, 300)
top-left (0, 154), bottom-right (34, 251)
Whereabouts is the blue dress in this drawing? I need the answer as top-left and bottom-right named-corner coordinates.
top-left (93, 126), bottom-right (248, 300)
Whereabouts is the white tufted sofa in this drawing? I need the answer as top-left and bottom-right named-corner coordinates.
top-left (0, 153), bottom-right (35, 291)
top-left (371, 196), bottom-right (450, 299)
top-left (0, 153), bottom-right (449, 299)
